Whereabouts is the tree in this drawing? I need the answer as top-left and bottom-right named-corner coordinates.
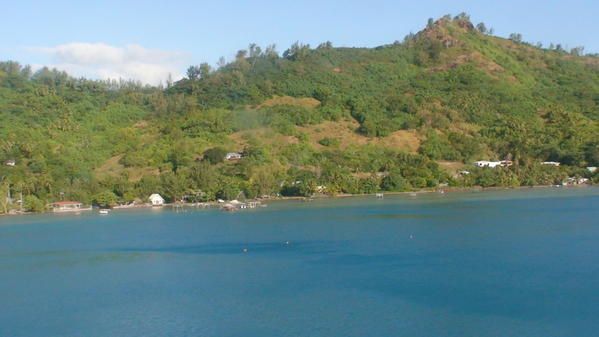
top-left (264, 44), bottom-right (279, 59)
top-left (584, 143), bottom-right (599, 166)
top-left (23, 195), bottom-right (45, 212)
top-left (199, 63), bottom-right (212, 78)
top-left (427, 18), bottom-right (434, 29)
top-left (476, 22), bottom-right (487, 34)
top-left (509, 33), bottom-right (523, 43)
top-left (160, 171), bottom-right (189, 202)
top-left (570, 46), bottom-right (584, 56)
top-left (166, 73), bottom-right (173, 88)
top-left (283, 42), bottom-right (310, 61)
top-left (203, 147), bottom-right (228, 164)
top-left (419, 131), bottom-right (459, 160)
top-left (317, 41), bottom-right (333, 49)
top-left (0, 182), bottom-right (9, 214)
top-left (403, 32), bottom-right (415, 44)
top-left (217, 56), bottom-right (227, 68)
top-left (21, 65), bottom-right (32, 78)
top-left (93, 190), bottom-right (118, 208)
top-left (454, 12), bottom-right (470, 21)
top-left (168, 140), bottom-right (193, 172)
top-left (189, 161), bottom-right (220, 198)
top-left (187, 66), bottom-right (201, 80)
top-left (216, 179), bottom-right (240, 200)
top-left (381, 170), bottom-right (411, 191)
top-left (249, 165), bottom-right (282, 197)
top-left (236, 49), bottom-right (248, 61)
top-left (248, 43), bottom-right (262, 58)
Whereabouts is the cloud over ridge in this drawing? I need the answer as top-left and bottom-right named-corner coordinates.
top-left (32, 42), bottom-right (188, 85)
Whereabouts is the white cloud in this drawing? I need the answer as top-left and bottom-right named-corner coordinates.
top-left (30, 43), bottom-right (189, 85)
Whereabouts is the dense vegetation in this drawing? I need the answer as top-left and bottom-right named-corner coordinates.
top-left (1, 14), bottom-right (597, 212)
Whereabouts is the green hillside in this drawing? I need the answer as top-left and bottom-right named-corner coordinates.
top-left (1, 14), bottom-right (598, 212)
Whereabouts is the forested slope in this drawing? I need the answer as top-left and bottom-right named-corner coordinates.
top-left (1, 14), bottom-right (597, 211)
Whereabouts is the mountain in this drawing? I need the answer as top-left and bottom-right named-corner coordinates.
top-left (0, 14), bottom-right (597, 211)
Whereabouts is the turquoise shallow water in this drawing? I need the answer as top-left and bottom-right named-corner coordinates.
top-left (1, 187), bottom-right (598, 337)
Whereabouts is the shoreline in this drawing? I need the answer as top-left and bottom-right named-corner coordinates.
top-left (1, 184), bottom-right (595, 218)
top-left (266, 184), bottom-right (594, 203)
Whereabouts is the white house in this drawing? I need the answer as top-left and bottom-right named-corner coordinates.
top-left (4, 159), bottom-right (15, 167)
top-left (225, 152), bottom-right (242, 161)
top-left (474, 160), bottom-right (512, 168)
top-left (542, 161), bottom-right (560, 166)
top-left (474, 161), bottom-right (499, 168)
top-left (588, 167), bottom-right (597, 173)
top-left (149, 193), bottom-right (165, 206)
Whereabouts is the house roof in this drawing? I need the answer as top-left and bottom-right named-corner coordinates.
top-left (149, 193), bottom-right (164, 199)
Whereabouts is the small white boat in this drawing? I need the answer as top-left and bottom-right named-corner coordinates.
top-left (99, 209), bottom-right (110, 215)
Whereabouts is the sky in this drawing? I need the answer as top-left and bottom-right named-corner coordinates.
top-left (1, 0), bottom-right (597, 85)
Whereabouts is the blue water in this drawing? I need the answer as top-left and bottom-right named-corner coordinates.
top-left (1, 187), bottom-right (598, 337)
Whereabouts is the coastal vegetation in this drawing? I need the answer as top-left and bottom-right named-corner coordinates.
top-left (0, 14), bottom-right (597, 212)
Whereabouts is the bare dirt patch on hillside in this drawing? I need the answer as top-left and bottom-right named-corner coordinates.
top-left (95, 155), bottom-right (124, 176)
top-left (256, 96), bottom-right (321, 109)
top-left (432, 51), bottom-right (505, 77)
top-left (229, 120), bottom-right (421, 153)
top-left (298, 120), bottom-right (421, 152)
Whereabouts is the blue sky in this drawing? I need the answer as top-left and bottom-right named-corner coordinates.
top-left (1, 0), bottom-right (597, 84)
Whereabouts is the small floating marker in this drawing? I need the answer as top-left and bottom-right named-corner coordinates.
top-left (243, 248), bottom-right (248, 253)
top-left (410, 235), bottom-right (414, 240)
top-left (285, 241), bottom-right (290, 245)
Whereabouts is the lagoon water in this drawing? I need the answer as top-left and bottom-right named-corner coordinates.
top-left (1, 188), bottom-right (599, 337)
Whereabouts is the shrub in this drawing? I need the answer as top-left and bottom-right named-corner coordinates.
top-left (24, 195), bottom-right (45, 212)
top-left (203, 147), bottom-right (228, 164)
top-left (318, 137), bottom-right (340, 147)
top-left (93, 191), bottom-right (118, 208)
